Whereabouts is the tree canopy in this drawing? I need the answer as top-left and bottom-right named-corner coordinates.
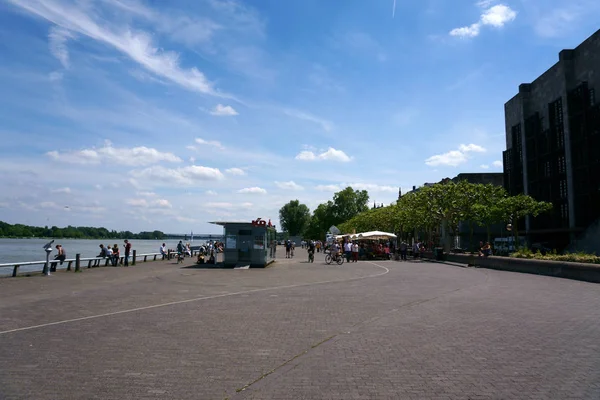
top-left (278, 200), bottom-right (311, 236)
top-left (338, 181), bottom-right (552, 250)
top-left (300, 187), bottom-right (370, 240)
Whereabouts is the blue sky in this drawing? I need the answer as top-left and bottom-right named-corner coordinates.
top-left (0, 0), bottom-right (599, 234)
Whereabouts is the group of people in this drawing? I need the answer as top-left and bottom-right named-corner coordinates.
top-left (98, 239), bottom-right (132, 266)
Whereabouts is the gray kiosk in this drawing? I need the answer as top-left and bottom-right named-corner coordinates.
top-left (211, 219), bottom-right (277, 268)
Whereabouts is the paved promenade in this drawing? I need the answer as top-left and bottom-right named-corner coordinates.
top-left (1, 250), bottom-right (599, 399)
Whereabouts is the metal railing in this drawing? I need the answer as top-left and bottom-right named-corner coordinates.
top-left (0, 250), bottom-right (166, 277)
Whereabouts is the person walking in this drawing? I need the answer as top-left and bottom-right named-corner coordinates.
top-left (124, 239), bottom-right (132, 266)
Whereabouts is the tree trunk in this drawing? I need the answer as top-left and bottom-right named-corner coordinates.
top-left (469, 222), bottom-right (474, 251)
top-left (441, 219), bottom-right (452, 252)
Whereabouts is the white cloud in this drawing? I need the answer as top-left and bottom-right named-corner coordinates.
top-left (238, 187), bottom-right (267, 194)
top-left (126, 198), bottom-right (172, 208)
top-left (48, 26), bottom-right (74, 69)
top-left (225, 167), bottom-right (246, 176)
top-left (450, 24), bottom-right (481, 38)
top-left (425, 143), bottom-right (487, 167)
top-left (206, 190), bottom-right (218, 196)
top-left (195, 138), bottom-right (224, 149)
top-left (275, 181), bottom-right (304, 191)
top-left (47, 142), bottom-right (182, 166)
top-left (450, 4), bottom-right (517, 38)
top-left (126, 198), bottom-right (148, 207)
top-left (130, 165), bottom-right (224, 185)
top-left (295, 147), bottom-right (352, 163)
top-left (51, 187), bottom-right (71, 194)
top-left (480, 164), bottom-right (490, 169)
top-left (8, 0), bottom-right (231, 98)
top-left (154, 199), bottom-right (172, 208)
top-left (425, 150), bottom-right (468, 167)
top-left (209, 104), bottom-right (238, 116)
top-left (283, 109), bottom-right (333, 131)
top-left (316, 184), bottom-right (343, 192)
top-left (492, 160), bottom-right (503, 168)
top-left (458, 143), bottom-right (486, 153)
top-left (136, 191), bottom-right (157, 197)
top-left (295, 151), bottom-right (317, 161)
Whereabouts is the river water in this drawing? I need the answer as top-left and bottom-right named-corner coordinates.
top-left (0, 238), bottom-right (210, 276)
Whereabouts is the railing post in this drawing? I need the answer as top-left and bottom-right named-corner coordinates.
top-left (67, 260), bottom-right (72, 271)
top-left (12, 265), bottom-right (19, 277)
top-left (153, 254), bottom-right (157, 261)
top-left (75, 254), bottom-right (81, 272)
top-left (132, 250), bottom-right (136, 265)
top-left (88, 260), bottom-right (92, 268)
top-left (167, 249), bottom-right (171, 260)
top-left (144, 255), bottom-right (147, 262)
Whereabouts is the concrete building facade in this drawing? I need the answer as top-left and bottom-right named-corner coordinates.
top-left (503, 29), bottom-right (600, 251)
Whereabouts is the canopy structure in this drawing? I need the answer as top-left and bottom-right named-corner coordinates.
top-left (355, 231), bottom-right (397, 240)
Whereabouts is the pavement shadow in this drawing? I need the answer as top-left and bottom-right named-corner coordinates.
top-left (181, 263), bottom-right (227, 270)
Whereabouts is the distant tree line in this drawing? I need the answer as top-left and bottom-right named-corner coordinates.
top-left (0, 221), bottom-right (166, 240)
top-left (278, 187), bottom-right (370, 240)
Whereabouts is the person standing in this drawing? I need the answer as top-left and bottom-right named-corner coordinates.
top-left (112, 244), bottom-right (120, 266)
top-left (124, 239), bottom-right (132, 266)
top-left (399, 240), bottom-right (408, 261)
top-left (344, 240), bottom-right (352, 262)
top-left (352, 242), bottom-right (359, 262)
top-left (160, 243), bottom-right (167, 260)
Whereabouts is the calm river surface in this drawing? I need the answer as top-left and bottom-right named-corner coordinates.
top-left (0, 238), bottom-right (205, 276)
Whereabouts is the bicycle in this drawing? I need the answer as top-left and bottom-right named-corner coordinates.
top-left (325, 251), bottom-right (344, 265)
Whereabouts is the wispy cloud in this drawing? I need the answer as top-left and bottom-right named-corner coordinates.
top-left (47, 142), bottom-right (182, 166)
top-left (275, 181), bottom-right (304, 191)
top-left (130, 165), bottom-right (225, 186)
top-left (225, 167), bottom-right (246, 176)
top-left (283, 109), bottom-right (334, 132)
top-left (193, 138), bottom-right (224, 149)
top-left (210, 104), bottom-right (238, 116)
top-left (492, 160), bottom-right (503, 168)
top-left (8, 0), bottom-right (232, 98)
top-left (48, 26), bottom-right (74, 69)
top-left (450, 3), bottom-right (517, 38)
top-left (295, 148), bottom-right (352, 163)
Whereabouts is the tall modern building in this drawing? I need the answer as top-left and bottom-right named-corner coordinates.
top-left (503, 29), bottom-right (600, 251)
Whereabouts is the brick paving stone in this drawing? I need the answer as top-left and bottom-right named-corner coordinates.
top-left (0, 250), bottom-right (599, 399)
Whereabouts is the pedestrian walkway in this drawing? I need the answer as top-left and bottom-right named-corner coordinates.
top-left (1, 250), bottom-right (599, 399)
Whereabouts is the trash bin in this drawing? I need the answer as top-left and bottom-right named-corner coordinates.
top-left (435, 247), bottom-right (444, 261)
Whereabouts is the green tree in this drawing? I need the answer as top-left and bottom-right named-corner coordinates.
top-left (330, 187), bottom-right (369, 224)
top-left (497, 194), bottom-right (553, 249)
top-left (279, 200), bottom-right (311, 236)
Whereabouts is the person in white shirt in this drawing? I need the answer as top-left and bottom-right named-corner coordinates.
top-left (344, 241), bottom-right (352, 262)
top-left (160, 243), bottom-right (167, 259)
top-left (351, 242), bottom-right (359, 262)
